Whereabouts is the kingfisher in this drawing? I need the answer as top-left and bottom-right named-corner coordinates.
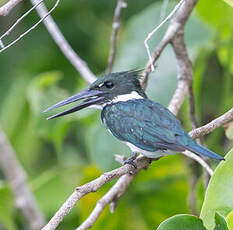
top-left (44, 70), bottom-right (224, 166)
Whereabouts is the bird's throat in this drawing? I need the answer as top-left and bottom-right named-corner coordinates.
top-left (112, 91), bottom-right (143, 103)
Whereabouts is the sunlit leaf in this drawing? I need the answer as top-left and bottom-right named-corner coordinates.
top-left (200, 148), bottom-right (233, 230)
top-left (157, 214), bottom-right (206, 230)
top-left (223, 0), bottom-right (233, 7)
top-left (197, 0), bottom-right (233, 40)
top-left (214, 212), bottom-right (229, 230)
top-left (226, 210), bottom-right (233, 230)
top-left (0, 185), bottom-right (16, 230)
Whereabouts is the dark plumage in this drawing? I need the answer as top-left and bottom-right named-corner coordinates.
top-left (102, 99), bottom-right (224, 160)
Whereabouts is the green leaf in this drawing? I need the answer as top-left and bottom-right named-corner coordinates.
top-left (223, 0), bottom-right (233, 7)
top-left (27, 71), bottom-right (64, 115)
top-left (32, 167), bottom-right (82, 216)
top-left (214, 212), bottom-right (229, 230)
top-left (0, 0), bottom-right (8, 7)
top-left (197, 0), bottom-right (233, 40)
top-left (0, 77), bottom-right (29, 138)
top-left (0, 185), bottom-right (16, 230)
top-left (226, 210), bottom-right (233, 229)
top-left (200, 148), bottom-right (233, 230)
top-left (157, 214), bottom-right (207, 230)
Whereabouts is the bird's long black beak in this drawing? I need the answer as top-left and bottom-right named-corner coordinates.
top-left (44, 89), bottom-right (105, 120)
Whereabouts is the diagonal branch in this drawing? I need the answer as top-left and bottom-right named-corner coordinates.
top-left (0, 0), bottom-right (44, 42)
top-left (0, 0), bottom-right (61, 54)
top-left (189, 107), bottom-right (233, 139)
top-left (0, 0), bottom-right (96, 84)
top-left (42, 157), bottom-right (151, 230)
top-left (0, 128), bottom-right (46, 230)
top-left (0, 0), bottom-right (23, 16)
top-left (142, 0), bottom-right (198, 88)
top-left (105, 0), bottom-right (127, 74)
top-left (31, 0), bottom-right (97, 84)
top-left (144, 0), bottom-right (185, 72)
top-left (168, 27), bottom-right (192, 115)
top-left (76, 173), bottom-right (136, 230)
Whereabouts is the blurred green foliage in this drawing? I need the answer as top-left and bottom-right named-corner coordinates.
top-left (0, 0), bottom-right (232, 229)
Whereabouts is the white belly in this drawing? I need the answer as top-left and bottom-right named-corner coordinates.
top-left (125, 142), bottom-right (178, 159)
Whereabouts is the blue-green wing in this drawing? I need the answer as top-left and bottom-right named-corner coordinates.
top-left (101, 99), bottom-right (191, 152)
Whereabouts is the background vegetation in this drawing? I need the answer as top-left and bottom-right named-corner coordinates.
top-left (0, 0), bottom-right (233, 229)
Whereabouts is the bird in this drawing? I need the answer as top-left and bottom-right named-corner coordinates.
top-left (44, 70), bottom-right (224, 167)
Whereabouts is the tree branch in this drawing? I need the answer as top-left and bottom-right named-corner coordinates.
top-left (0, 0), bottom-right (23, 16)
top-left (189, 107), bottom-right (233, 139)
top-left (42, 157), bottom-right (151, 230)
top-left (142, 0), bottom-right (198, 88)
top-left (0, 0), bottom-right (44, 42)
top-left (31, 0), bottom-right (97, 84)
top-left (76, 174), bottom-right (135, 230)
top-left (168, 27), bottom-right (192, 115)
top-left (0, 0), bottom-right (60, 54)
top-left (105, 0), bottom-right (127, 74)
top-left (0, 128), bottom-right (46, 230)
top-left (182, 151), bottom-right (213, 176)
top-left (144, 0), bottom-right (185, 72)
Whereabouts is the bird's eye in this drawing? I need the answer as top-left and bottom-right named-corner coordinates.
top-left (104, 81), bottom-right (114, 88)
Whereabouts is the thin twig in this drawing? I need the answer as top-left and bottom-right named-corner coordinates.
top-left (0, 0), bottom-right (60, 54)
top-left (0, 0), bottom-right (44, 41)
top-left (144, 0), bottom-right (185, 72)
top-left (42, 157), bottom-right (151, 230)
top-left (0, 0), bottom-right (23, 16)
top-left (142, 0), bottom-right (198, 88)
top-left (31, 0), bottom-right (97, 84)
top-left (190, 107), bottom-right (233, 139)
top-left (0, 39), bottom-right (4, 48)
top-left (182, 151), bottom-right (213, 176)
top-left (0, 128), bottom-right (46, 230)
top-left (76, 174), bottom-right (136, 230)
top-left (105, 0), bottom-right (127, 74)
top-left (77, 157), bottom-right (162, 230)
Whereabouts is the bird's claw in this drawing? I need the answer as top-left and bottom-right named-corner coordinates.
top-left (123, 159), bottom-right (137, 168)
top-left (123, 152), bottom-right (137, 168)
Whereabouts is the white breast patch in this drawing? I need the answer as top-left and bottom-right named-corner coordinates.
top-left (112, 91), bottom-right (143, 103)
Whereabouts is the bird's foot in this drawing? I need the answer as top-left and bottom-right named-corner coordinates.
top-left (149, 158), bottom-right (153, 164)
top-left (123, 152), bottom-right (137, 168)
top-left (143, 158), bottom-right (153, 170)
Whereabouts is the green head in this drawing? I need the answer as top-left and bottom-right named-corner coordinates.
top-left (45, 70), bottom-right (147, 119)
top-left (89, 70), bottom-right (146, 100)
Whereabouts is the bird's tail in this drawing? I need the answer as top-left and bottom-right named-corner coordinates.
top-left (186, 143), bottom-right (224, 160)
